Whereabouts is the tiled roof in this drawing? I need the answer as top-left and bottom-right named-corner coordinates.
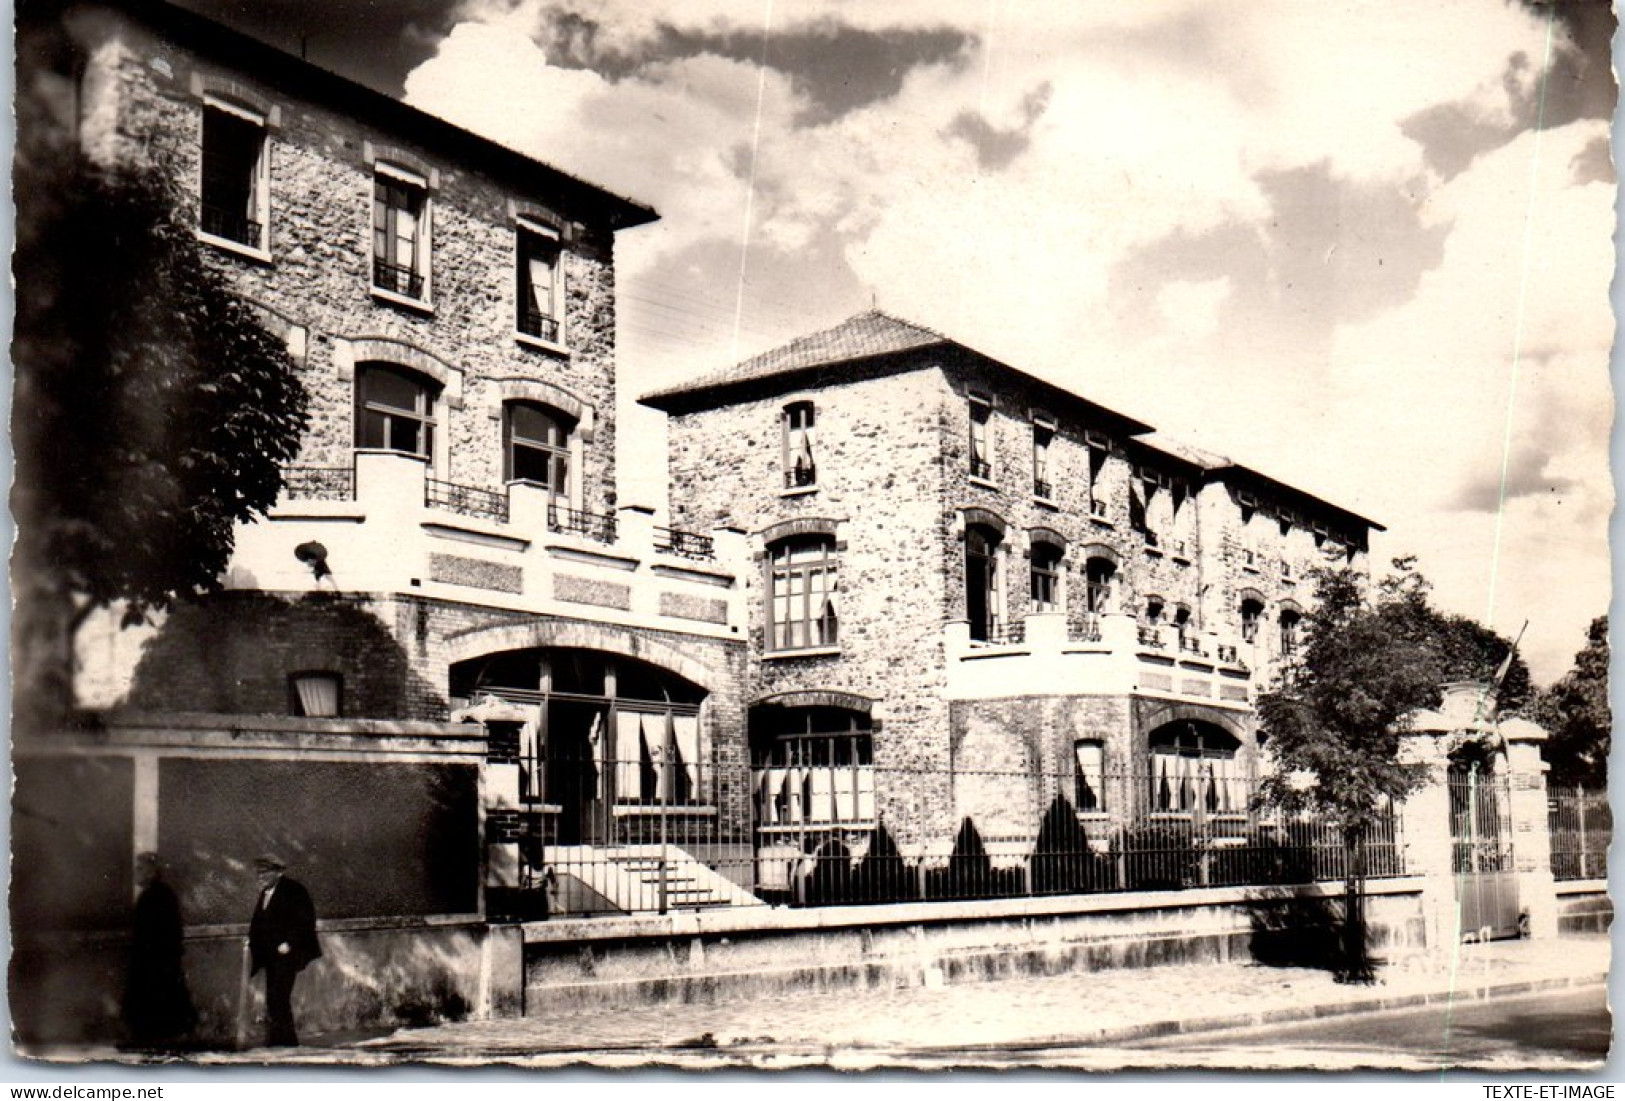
top-left (1131, 432), bottom-right (1231, 471)
top-left (640, 311), bottom-right (951, 406)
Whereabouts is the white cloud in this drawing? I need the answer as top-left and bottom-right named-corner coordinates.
top-left (403, 1), bottom-right (1610, 681)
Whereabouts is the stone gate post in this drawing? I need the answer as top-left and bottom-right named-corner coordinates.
top-left (1500, 715), bottom-right (1558, 938)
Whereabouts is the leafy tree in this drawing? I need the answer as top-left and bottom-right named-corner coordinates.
top-left (1532, 616), bottom-right (1610, 785)
top-left (1255, 561), bottom-right (1442, 982)
top-left (13, 115), bottom-right (309, 729)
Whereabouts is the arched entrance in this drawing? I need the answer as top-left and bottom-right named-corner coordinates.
top-left (451, 648), bottom-right (706, 845)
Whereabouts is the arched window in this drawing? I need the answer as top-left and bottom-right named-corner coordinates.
top-left (750, 705), bottom-right (874, 827)
top-left (768, 536), bottom-right (839, 651)
top-left (1030, 542), bottom-right (1063, 613)
top-left (1240, 598), bottom-right (1265, 644)
top-left (1084, 557), bottom-right (1116, 615)
top-left (966, 525), bottom-right (1003, 641)
top-left (355, 363), bottom-right (438, 459)
top-left (1279, 607), bottom-right (1302, 656)
top-left (783, 401), bottom-right (817, 488)
top-left (1149, 722), bottom-right (1243, 816)
top-left (504, 401), bottom-right (573, 495)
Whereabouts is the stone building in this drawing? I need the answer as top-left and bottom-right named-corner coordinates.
top-left (15, 0), bottom-right (755, 1044)
top-left (643, 311), bottom-right (1384, 869)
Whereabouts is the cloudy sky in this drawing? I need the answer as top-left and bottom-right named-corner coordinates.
top-left (183, 0), bottom-right (1615, 684)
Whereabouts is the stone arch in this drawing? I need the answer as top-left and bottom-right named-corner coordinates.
top-left (753, 689), bottom-right (876, 713)
top-left (440, 619), bottom-right (725, 694)
top-left (490, 377), bottom-right (596, 440)
top-left (758, 516), bottom-right (842, 546)
top-left (1135, 700), bottom-right (1250, 746)
top-left (958, 507), bottom-right (1008, 538)
top-left (340, 337), bottom-right (464, 408)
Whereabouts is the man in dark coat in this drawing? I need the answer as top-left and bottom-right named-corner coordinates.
top-left (121, 852), bottom-right (197, 1049)
top-left (247, 854), bottom-right (321, 1047)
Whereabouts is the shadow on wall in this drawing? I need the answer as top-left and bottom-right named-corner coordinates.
top-left (123, 591), bottom-right (446, 719)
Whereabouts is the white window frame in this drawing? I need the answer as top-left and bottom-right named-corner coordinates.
top-left (372, 161), bottom-right (433, 308)
top-left (515, 217), bottom-right (566, 350)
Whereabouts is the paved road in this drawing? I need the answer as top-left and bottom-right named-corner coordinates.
top-left (1127, 986), bottom-right (1610, 1071)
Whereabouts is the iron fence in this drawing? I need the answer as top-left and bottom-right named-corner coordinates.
top-left (373, 257), bottom-right (424, 300)
top-left (426, 477), bottom-right (510, 523)
top-left (491, 752), bottom-right (1406, 920)
top-left (1549, 783), bottom-right (1610, 881)
top-left (549, 504), bottom-right (617, 543)
top-left (653, 526), bottom-right (715, 561)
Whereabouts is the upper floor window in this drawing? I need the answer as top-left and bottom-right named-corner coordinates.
top-left (1084, 557), bottom-right (1116, 615)
top-left (966, 525), bottom-right (1004, 641)
top-left (517, 222), bottom-right (562, 343)
top-left (1030, 541), bottom-right (1062, 613)
top-left (783, 402), bottom-right (817, 489)
top-left (373, 166), bottom-right (429, 301)
top-left (768, 536), bottom-right (839, 651)
top-left (1240, 598), bottom-right (1264, 644)
top-left (356, 364), bottom-right (437, 459)
top-left (1032, 419), bottom-right (1054, 499)
top-left (1279, 608), bottom-right (1302, 656)
top-left (968, 395), bottom-right (993, 480)
top-left (505, 401), bottom-right (573, 496)
top-left (1085, 441), bottom-right (1109, 517)
top-left (199, 98), bottom-right (269, 251)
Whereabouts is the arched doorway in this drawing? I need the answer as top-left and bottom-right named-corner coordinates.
top-left (451, 648), bottom-right (706, 845)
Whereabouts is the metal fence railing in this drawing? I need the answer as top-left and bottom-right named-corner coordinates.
top-left (484, 750), bottom-right (1406, 920)
top-left (1549, 783), bottom-right (1610, 881)
top-left (653, 526), bottom-right (715, 561)
top-left (426, 477), bottom-right (510, 523)
top-left (549, 504), bottom-right (618, 543)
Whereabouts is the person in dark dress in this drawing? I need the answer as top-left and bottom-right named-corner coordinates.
top-left (247, 854), bottom-right (321, 1047)
top-left (121, 852), bottom-right (197, 1049)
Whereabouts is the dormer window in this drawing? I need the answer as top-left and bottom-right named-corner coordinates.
top-left (783, 401), bottom-right (817, 489)
top-left (199, 97), bottom-right (269, 252)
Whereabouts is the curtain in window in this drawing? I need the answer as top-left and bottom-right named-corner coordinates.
top-left (527, 255), bottom-right (554, 316)
top-left (670, 713), bottom-right (701, 792)
top-left (614, 711), bottom-right (644, 800)
top-left (294, 674), bottom-right (339, 718)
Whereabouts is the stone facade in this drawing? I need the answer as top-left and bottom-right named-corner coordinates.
top-left (648, 313), bottom-right (1381, 849)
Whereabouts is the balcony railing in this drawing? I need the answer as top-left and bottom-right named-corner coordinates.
top-left (200, 205), bottom-right (262, 248)
top-left (970, 458), bottom-right (993, 480)
top-left (1034, 478), bottom-right (1053, 499)
top-left (1137, 625), bottom-right (1167, 649)
top-left (1075, 615), bottom-right (1104, 643)
top-left (1216, 644), bottom-right (1241, 665)
top-left (1178, 634), bottom-right (1206, 657)
top-left (282, 466), bottom-right (355, 502)
top-left (373, 257), bottom-right (424, 300)
top-left (653, 526), bottom-right (715, 561)
top-left (519, 308), bottom-right (560, 342)
top-left (550, 504), bottom-right (617, 544)
top-left (982, 619), bottom-right (1026, 645)
top-left (426, 478), bottom-right (509, 523)
top-left (784, 465), bottom-right (817, 489)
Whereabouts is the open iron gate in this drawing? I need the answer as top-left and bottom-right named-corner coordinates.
top-left (1449, 766), bottom-right (1520, 940)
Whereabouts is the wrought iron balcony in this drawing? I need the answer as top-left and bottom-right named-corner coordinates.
top-left (550, 504), bottom-right (617, 544)
top-left (200, 205), bottom-right (262, 248)
top-left (784, 465), bottom-right (817, 489)
top-left (653, 526), bottom-right (715, 561)
top-left (519, 308), bottom-right (560, 342)
top-left (426, 478), bottom-right (509, 523)
top-left (373, 257), bottom-right (424, 300)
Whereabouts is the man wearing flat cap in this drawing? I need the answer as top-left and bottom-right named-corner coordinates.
top-left (247, 855), bottom-right (321, 1047)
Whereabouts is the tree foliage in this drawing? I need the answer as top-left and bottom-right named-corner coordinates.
top-left (13, 125), bottom-right (309, 723)
top-left (1532, 616), bottom-right (1610, 785)
top-left (1255, 563), bottom-right (1440, 829)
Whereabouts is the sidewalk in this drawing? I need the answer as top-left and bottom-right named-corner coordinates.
top-left (227, 934), bottom-right (1609, 1068)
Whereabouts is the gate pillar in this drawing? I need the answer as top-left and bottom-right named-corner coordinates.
top-left (1396, 721), bottom-right (1458, 953)
top-left (1502, 716), bottom-right (1558, 939)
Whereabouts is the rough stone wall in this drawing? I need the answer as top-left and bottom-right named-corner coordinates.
top-left (76, 15), bottom-right (620, 511)
top-left (666, 367), bottom-right (959, 843)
